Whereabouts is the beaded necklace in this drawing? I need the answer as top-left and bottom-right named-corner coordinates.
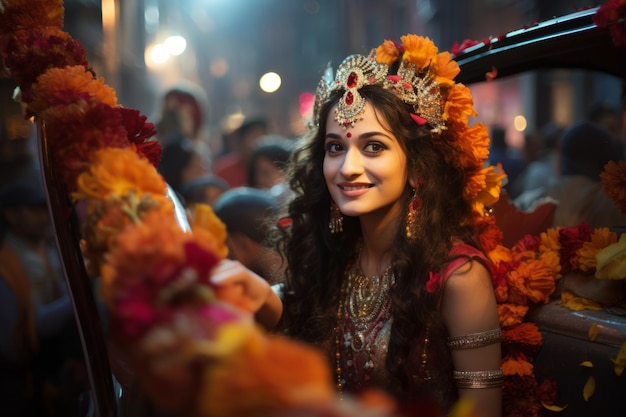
top-left (334, 260), bottom-right (395, 396)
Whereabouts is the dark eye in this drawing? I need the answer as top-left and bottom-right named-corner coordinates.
top-left (364, 142), bottom-right (385, 154)
top-left (325, 141), bottom-right (344, 154)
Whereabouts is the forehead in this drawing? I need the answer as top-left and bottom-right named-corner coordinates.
top-left (326, 101), bottom-right (391, 135)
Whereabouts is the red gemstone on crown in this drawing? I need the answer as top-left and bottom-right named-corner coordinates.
top-left (345, 92), bottom-right (354, 105)
top-left (347, 72), bottom-right (358, 88)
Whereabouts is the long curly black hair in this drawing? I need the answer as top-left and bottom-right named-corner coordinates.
top-left (273, 84), bottom-right (484, 392)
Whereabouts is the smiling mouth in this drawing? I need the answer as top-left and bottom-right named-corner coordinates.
top-left (339, 184), bottom-right (372, 191)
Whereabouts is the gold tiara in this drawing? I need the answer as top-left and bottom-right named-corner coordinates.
top-left (311, 48), bottom-right (445, 132)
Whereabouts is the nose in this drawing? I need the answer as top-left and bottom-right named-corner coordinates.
top-left (339, 147), bottom-right (363, 178)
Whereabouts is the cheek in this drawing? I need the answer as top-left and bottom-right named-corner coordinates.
top-left (323, 157), bottom-right (336, 184)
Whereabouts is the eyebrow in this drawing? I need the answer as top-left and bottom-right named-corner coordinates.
top-left (325, 131), bottom-right (394, 141)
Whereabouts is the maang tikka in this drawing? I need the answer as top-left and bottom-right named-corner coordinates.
top-left (329, 201), bottom-right (344, 234)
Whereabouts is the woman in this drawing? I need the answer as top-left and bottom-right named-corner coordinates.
top-left (223, 34), bottom-right (503, 417)
top-left (271, 35), bottom-right (502, 417)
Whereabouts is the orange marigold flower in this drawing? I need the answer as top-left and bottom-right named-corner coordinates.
top-left (30, 65), bottom-right (117, 115)
top-left (508, 259), bottom-right (556, 304)
top-left (600, 160), bottom-right (626, 213)
top-left (443, 83), bottom-right (477, 126)
top-left (455, 123), bottom-right (490, 168)
top-left (400, 34), bottom-right (438, 70)
top-left (478, 219), bottom-right (503, 252)
top-left (488, 244), bottom-right (512, 265)
top-left (503, 322), bottom-right (542, 346)
top-left (100, 206), bottom-right (186, 304)
top-left (434, 51), bottom-right (460, 86)
top-left (538, 250), bottom-right (562, 280)
top-left (502, 355), bottom-right (534, 376)
top-left (0, 0), bottom-right (64, 33)
top-left (498, 303), bottom-right (528, 328)
top-left (466, 170), bottom-right (486, 206)
top-left (375, 40), bottom-right (401, 65)
top-left (578, 228), bottom-right (618, 272)
top-left (81, 193), bottom-right (163, 275)
top-left (198, 329), bottom-right (335, 417)
top-left (191, 204), bottom-right (228, 259)
top-left (494, 284), bottom-right (509, 304)
top-left (73, 147), bottom-right (167, 202)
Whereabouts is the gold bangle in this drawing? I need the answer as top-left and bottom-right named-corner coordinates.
top-left (447, 328), bottom-right (501, 350)
top-left (453, 369), bottom-right (504, 389)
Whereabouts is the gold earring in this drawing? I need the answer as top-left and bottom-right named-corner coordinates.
top-left (329, 201), bottom-right (344, 234)
top-left (406, 188), bottom-right (421, 240)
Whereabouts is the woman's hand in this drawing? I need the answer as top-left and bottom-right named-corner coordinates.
top-left (210, 259), bottom-right (283, 331)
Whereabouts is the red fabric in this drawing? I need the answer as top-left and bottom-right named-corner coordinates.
top-left (213, 153), bottom-right (246, 187)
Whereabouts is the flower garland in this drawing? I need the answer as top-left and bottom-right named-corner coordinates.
top-left (1, 1), bottom-right (404, 416)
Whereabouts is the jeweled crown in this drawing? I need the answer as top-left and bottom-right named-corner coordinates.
top-left (311, 37), bottom-right (445, 132)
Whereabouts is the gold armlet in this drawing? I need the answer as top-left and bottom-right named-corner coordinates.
top-left (453, 369), bottom-right (504, 389)
top-left (447, 328), bottom-right (501, 350)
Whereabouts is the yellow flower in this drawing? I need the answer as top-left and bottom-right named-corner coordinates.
top-left (595, 233), bottom-right (626, 279)
top-left (73, 147), bottom-right (167, 202)
top-left (578, 228), bottom-right (617, 272)
top-left (375, 40), bottom-right (401, 65)
top-left (540, 227), bottom-right (561, 253)
top-left (30, 65), bottom-right (117, 116)
top-left (600, 160), bottom-right (626, 214)
top-left (473, 165), bottom-right (506, 215)
top-left (400, 34), bottom-right (438, 70)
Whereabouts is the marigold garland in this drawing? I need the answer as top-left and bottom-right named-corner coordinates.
top-left (4, 1), bottom-right (625, 417)
top-left (1, 2), bottom-right (400, 416)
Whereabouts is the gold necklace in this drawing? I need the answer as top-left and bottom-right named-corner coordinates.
top-left (335, 261), bottom-right (395, 396)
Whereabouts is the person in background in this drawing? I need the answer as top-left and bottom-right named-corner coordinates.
top-left (538, 121), bottom-right (625, 228)
top-left (154, 84), bottom-right (210, 144)
top-left (511, 122), bottom-right (563, 208)
top-left (213, 117), bottom-right (268, 187)
top-left (180, 175), bottom-right (230, 209)
top-left (213, 187), bottom-right (282, 284)
top-left (587, 100), bottom-right (622, 142)
top-left (487, 125), bottom-right (526, 198)
top-left (247, 139), bottom-right (292, 191)
top-left (0, 178), bottom-right (84, 417)
top-left (157, 137), bottom-right (210, 199)
top-left (0, 78), bottom-right (38, 187)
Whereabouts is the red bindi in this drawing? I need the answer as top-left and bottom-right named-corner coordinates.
top-left (346, 132), bottom-right (352, 138)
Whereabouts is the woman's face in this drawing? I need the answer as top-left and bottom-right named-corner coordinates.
top-left (323, 102), bottom-right (408, 219)
top-left (253, 156), bottom-right (285, 189)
